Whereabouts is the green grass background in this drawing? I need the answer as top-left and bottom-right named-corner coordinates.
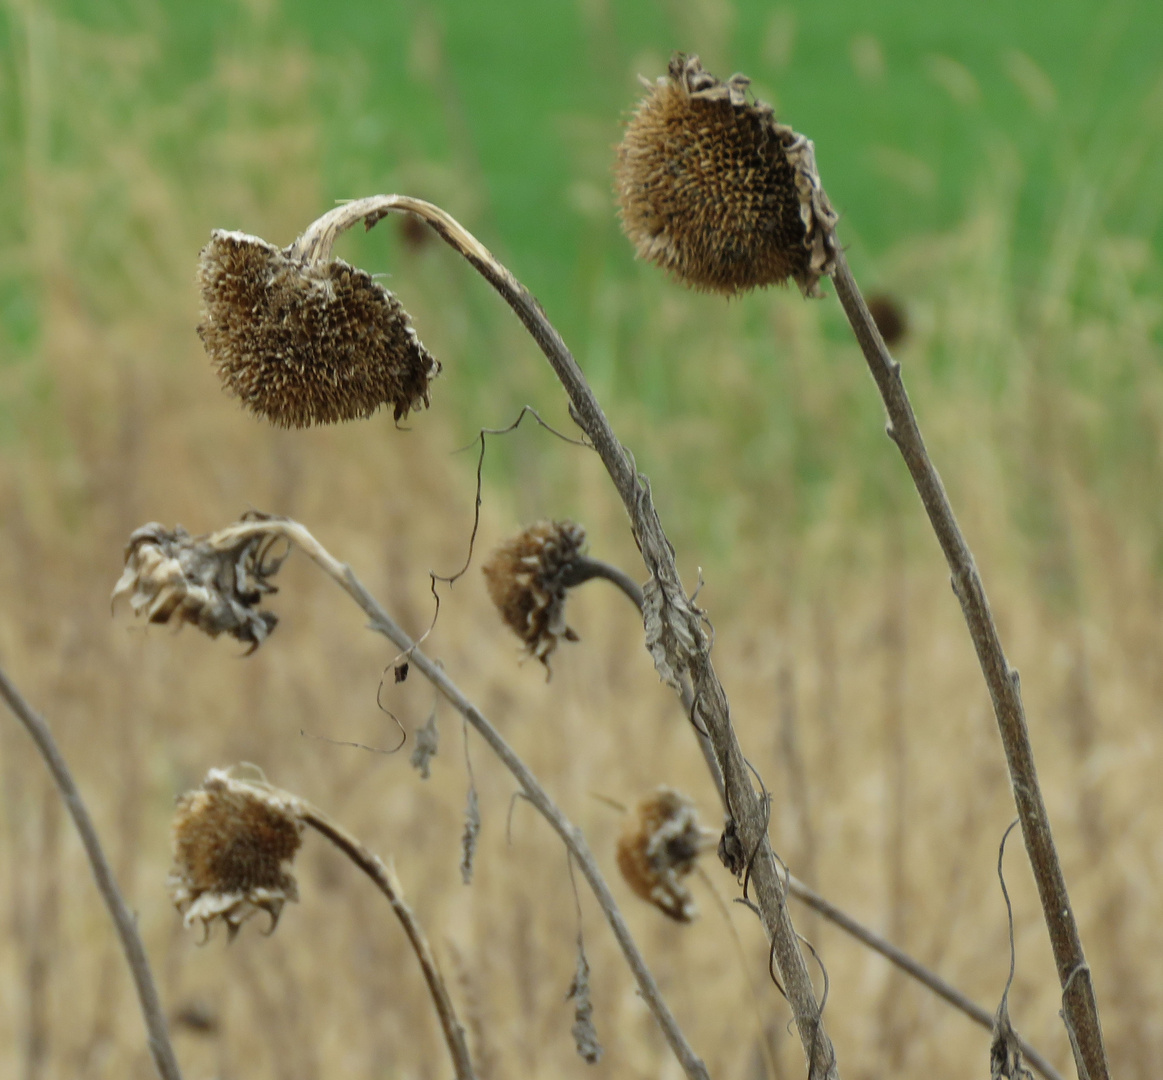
top-left (1, 0), bottom-right (1161, 562)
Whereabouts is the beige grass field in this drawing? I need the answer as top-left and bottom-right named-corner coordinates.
top-left (3, 17), bottom-right (1163, 1080)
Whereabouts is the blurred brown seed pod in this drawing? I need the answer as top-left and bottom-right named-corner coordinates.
top-left (615, 53), bottom-right (838, 296)
top-left (616, 788), bottom-right (714, 922)
top-left (482, 521), bottom-right (587, 672)
top-left (168, 765), bottom-right (305, 941)
top-left (197, 229), bottom-right (440, 428)
top-left (865, 292), bottom-right (909, 348)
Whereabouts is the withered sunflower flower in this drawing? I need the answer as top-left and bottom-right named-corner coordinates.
top-left (168, 765), bottom-right (305, 942)
top-left (197, 229), bottom-right (440, 428)
top-left (616, 788), bottom-right (717, 922)
top-left (615, 53), bottom-right (838, 296)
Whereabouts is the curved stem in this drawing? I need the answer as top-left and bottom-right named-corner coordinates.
top-left (205, 519), bottom-right (711, 1080)
top-left (298, 807), bottom-right (475, 1080)
top-left (312, 197), bottom-right (839, 1079)
top-left (0, 666), bottom-right (183, 1080)
top-left (830, 252), bottom-right (1107, 1080)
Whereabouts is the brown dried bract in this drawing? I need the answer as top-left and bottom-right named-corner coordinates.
top-left (111, 518), bottom-right (285, 652)
top-left (616, 788), bottom-right (714, 922)
top-left (615, 53), bottom-right (838, 296)
top-left (482, 521), bottom-right (587, 672)
top-left (197, 229), bottom-right (440, 428)
top-left (168, 765), bottom-right (305, 941)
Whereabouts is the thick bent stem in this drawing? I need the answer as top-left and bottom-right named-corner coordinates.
top-left (201, 520), bottom-right (710, 1080)
top-left (0, 666), bottom-right (183, 1080)
top-left (830, 251), bottom-right (1107, 1080)
top-left (298, 807), bottom-right (475, 1080)
top-left (575, 550), bottom-right (1063, 1080)
top-left (287, 195), bottom-right (837, 1079)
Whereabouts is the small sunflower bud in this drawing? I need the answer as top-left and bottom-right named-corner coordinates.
top-left (112, 518), bottom-right (284, 653)
top-left (482, 521), bottom-right (587, 671)
top-left (197, 229), bottom-right (440, 428)
top-left (615, 53), bottom-right (838, 296)
top-left (168, 765), bottom-right (305, 941)
top-left (616, 788), bottom-right (715, 922)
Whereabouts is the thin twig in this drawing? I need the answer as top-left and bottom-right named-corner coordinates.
top-left (297, 806), bottom-right (476, 1080)
top-left (0, 665), bottom-right (183, 1080)
top-left (830, 252), bottom-right (1108, 1080)
top-left (201, 518), bottom-right (711, 1080)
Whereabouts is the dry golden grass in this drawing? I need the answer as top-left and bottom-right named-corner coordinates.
top-left (4, 18), bottom-right (1163, 1080)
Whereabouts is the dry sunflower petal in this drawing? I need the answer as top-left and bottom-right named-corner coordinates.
top-left (111, 518), bottom-right (285, 653)
top-left (482, 521), bottom-right (587, 672)
top-left (616, 788), bottom-right (715, 922)
top-left (197, 229), bottom-right (440, 428)
top-left (615, 53), bottom-right (838, 297)
top-left (168, 764), bottom-right (305, 942)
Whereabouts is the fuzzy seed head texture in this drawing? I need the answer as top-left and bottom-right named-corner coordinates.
top-left (197, 230), bottom-right (441, 428)
top-left (482, 521), bottom-right (587, 672)
top-left (616, 788), bottom-right (710, 922)
top-left (111, 519), bottom-right (284, 652)
top-left (169, 766), bottom-right (305, 942)
top-left (615, 53), bottom-right (838, 296)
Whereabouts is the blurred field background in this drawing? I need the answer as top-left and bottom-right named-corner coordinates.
top-left (2, 0), bottom-right (1163, 1078)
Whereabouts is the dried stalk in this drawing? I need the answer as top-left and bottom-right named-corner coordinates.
top-left (830, 252), bottom-right (1108, 1080)
top-left (588, 549), bottom-right (1062, 1080)
top-left (196, 518), bottom-right (710, 1080)
top-left (786, 875), bottom-right (1064, 1080)
top-left (297, 805), bottom-right (475, 1080)
top-left (290, 194), bottom-right (836, 1078)
top-left (0, 665), bottom-right (183, 1080)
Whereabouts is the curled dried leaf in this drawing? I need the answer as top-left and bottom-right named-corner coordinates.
top-left (112, 518), bottom-right (285, 652)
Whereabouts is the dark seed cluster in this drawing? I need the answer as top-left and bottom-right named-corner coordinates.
top-left (197, 230), bottom-right (440, 428)
top-left (615, 53), bottom-right (837, 296)
top-left (482, 521), bottom-right (587, 672)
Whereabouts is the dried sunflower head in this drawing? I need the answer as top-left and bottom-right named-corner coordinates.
top-left (112, 518), bottom-right (285, 653)
top-left (616, 788), bottom-right (716, 922)
top-left (169, 764), bottom-right (305, 942)
top-left (615, 53), bottom-right (838, 296)
top-left (482, 521), bottom-right (587, 672)
top-left (197, 229), bottom-right (440, 428)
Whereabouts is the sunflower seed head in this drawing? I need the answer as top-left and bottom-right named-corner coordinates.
top-left (615, 53), bottom-right (838, 297)
top-left (197, 229), bottom-right (440, 428)
top-left (168, 765), bottom-right (305, 942)
top-left (112, 518), bottom-right (284, 652)
top-left (616, 787), bottom-right (712, 922)
top-left (482, 521), bottom-right (587, 673)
